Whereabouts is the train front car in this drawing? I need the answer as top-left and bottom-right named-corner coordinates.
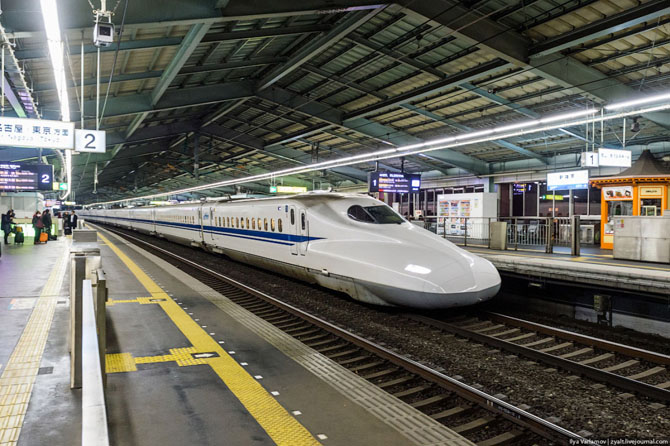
top-left (304, 194), bottom-right (500, 309)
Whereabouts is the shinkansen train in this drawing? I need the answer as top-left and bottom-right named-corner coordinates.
top-left (81, 193), bottom-right (501, 309)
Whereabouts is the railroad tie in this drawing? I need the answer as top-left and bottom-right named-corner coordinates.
top-left (601, 359), bottom-right (639, 373)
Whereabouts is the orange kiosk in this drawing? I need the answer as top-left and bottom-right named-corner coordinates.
top-left (591, 150), bottom-right (669, 249)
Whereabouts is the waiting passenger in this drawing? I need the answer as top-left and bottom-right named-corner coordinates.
top-left (32, 211), bottom-right (44, 244)
top-left (2, 209), bottom-right (15, 245)
top-left (42, 210), bottom-right (52, 243)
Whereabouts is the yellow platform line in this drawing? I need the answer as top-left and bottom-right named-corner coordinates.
top-left (0, 249), bottom-right (68, 446)
top-left (98, 231), bottom-right (321, 446)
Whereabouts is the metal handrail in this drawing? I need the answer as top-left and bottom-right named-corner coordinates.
top-left (81, 279), bottom-right (109, 446)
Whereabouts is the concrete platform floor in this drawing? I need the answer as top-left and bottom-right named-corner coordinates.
top-left (95, 226), bottom-right (473, 446)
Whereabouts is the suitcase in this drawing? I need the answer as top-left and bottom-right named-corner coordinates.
top-left (39, 232), bottom-right (48, 243)
top-left (14, 232), bottom-right (24, 244)
top-left (64, 227), bottom-right (72, 235)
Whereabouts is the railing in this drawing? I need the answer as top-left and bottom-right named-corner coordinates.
top-left (418, 215), bottom-right (591, 255)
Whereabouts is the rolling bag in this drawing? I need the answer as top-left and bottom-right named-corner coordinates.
top-left (64, 227), bottom-right (72, 235)
top-left (14, 231), bottom-right (24, 244)
top-left (39, 232), bottom-right (48, 243)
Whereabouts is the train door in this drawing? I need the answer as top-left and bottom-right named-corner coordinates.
top-left (298, 209), bottom-right (308, 256)
top-left (208, 206), bottom-right (216, 242)
top-left (198, 207), bottom-right (205, 244)
top-left (289, 205), bottom-right (298, 255)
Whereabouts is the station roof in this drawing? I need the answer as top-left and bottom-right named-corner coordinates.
top-left (1, 0), bottom-right (670, 202)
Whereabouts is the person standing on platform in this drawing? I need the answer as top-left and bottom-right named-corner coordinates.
top-left (32, 211), bottom-right (44, 244)
top-left (2, 209), bottom-right (15, 245)
top-left (42, 210), bottom-right (52, 243)
top-left (63, 212), bottom-right (70, 235)
top-left (70, 211), bottom-right (78, 230)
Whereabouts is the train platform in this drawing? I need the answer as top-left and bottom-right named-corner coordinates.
top-left (0, 225), bottom-right (476, 446)
top-left (464, 245), bottom-right (670, 296)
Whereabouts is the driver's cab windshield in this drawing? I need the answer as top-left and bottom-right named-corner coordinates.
top-left (347, 204), bottom-right (404, 224)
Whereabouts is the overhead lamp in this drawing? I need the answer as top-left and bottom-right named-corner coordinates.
top-left (40, 0), bottom-right (70, 122)
top-left (538, 108), bottom-right (596, 124)
top-left (605, 92), bottom-right (670, 111)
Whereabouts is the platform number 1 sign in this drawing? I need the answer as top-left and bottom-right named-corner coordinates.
top-left (75, 129), bottom-right (106, 153)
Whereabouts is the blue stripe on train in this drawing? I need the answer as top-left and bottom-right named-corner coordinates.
top-left (95, 215), bottom-right (323, 245)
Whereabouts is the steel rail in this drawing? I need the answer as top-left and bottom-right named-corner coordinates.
top-left (99, 224), bottom-right (584, 445)
top-left (486, 312), bottom-right (670, 366)
top-left (407, 314), bottom-right (670, 403)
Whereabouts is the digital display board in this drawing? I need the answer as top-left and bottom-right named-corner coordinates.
top-left (0, 162), bottom-right (54, 191)
top-left (369, 172), bottom-right (421, 193)
top-left (546, 169), bottom-right (589, 191)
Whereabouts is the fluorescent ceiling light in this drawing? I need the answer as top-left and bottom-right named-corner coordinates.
top-left (40, 0), bottom-right (70, 122)
top-left (86, 102), bottom-right (670, 207)
top-left (605, 92), bottom-right (670, 111)
top-left (539, 109), bottom-right (596, 124)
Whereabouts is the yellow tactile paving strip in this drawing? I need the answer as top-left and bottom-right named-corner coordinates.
top-left (0, 250), bottom-right (68, 446)
top-left (98, 231), bottom-right (321, 446)
top-left (107, 347), bottom-right (212, 373)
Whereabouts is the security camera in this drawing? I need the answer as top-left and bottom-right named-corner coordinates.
top-left (93, 21), bottom-right (114, 47)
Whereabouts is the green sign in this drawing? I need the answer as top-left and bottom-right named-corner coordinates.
top-left (59, 182), bottom-right (68, 190)
top-left (269, 186), bottom-right (277, 193)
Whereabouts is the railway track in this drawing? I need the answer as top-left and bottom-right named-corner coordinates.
top-left (407, 313), bottom-right (670, 403)
top-left (102, 225), bottom-right (584, 445)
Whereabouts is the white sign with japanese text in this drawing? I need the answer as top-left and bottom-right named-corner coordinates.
top-left (75, 129), bottom-right (106, 153)
top-left (598, 148), bottom-right (631, 167)
top-left (547, 170), bottom-right (589, 190)
top-left (0, 117), bottom-right (74, 149)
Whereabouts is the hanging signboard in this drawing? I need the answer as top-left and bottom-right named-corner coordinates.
top-left (0, 117), bottom-right (74, 149)
top-left (75, 129), bottom-right (106, 153)
top-left (598, 148), bottom-right (631, 167)
top-left (581, 152), bottom-right (599, 167)
top-left (603, 186), bottom-right (633, 201)
top-left (368, 172), bottom-right (421, 193)
top-left (546, 170), bottom-right (589, 190)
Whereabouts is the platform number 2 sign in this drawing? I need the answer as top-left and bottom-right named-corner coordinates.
top-left (75, 129), bottom-right (106, 153)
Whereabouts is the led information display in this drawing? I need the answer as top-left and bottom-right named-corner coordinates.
top-left (0, 162), bottom-right (54, 191)
top-left (546, 169), bottom-right (589, 190)
top-left (369, 172), bottom-right (421, 193)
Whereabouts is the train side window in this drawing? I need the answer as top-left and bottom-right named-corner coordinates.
top-left (246, 218), bottom-right (250, 229)
top-left (227, 217), bottom-right (230, 227)
top-left (236, 217), bottom-right (239, 228)
top-left (301, 212), bottom-right (306, 230)
top-left (241, 218), bottom-right (245, 229)
top-left (257, 218), bottom-right (261, 230)
top-left (271, 218), bottom-right (275, 232)
top-left (252, 218), bottom-right (256, 230)
top-left (278, 218), bottom-right (283, 232)
top-left (290, 209), bottom-right (295, 225)
top-left (264, 218), bottom-right (268, 231)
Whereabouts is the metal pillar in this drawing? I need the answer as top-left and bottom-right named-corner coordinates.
top-left (571, 215), bottom-right (581, 256)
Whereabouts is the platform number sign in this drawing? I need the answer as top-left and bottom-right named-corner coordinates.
top-left (75, 129), bottom-right (106, 153)
top-left (581, 152), bottom-right (598, 167)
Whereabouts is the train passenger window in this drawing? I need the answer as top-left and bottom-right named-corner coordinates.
top-left (264, 218), bottom-right (268, 231)
top-left (227, 217), bottom-right (230, 227)
top-left (241, 218), bottom-right (245, 229)
top-left (252, 218), bottom-right (256, 230)
top-left (290, 209), bottom-right (295, 225)
top-left (257, 218), bottom-right (261, 230)
top-left (236, 217), bottom-right (239, 228)
top-left (301, 212), bottom-right (306, 230)
top-left (246, 218), bottom-right (250, 229)
top-left (271, 218), bottom-right (275, 232)
top-left (278, 219), bottom-right (283, 232)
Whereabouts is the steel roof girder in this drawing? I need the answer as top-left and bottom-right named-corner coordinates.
top-left (400, 0), bottom-right (529, 65)
top-left (530, 0), bottom-right (670, 57)
top-left (256, 86), bottom-right (343, 125)
top-left (151, 22), bottom-right (212, 106)
top-left (75, 80), bottom-right (255, 121)
top-left (529, 53), bottom-right (670, 130)
top-left (257, 8), bottom-right (385, 91)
